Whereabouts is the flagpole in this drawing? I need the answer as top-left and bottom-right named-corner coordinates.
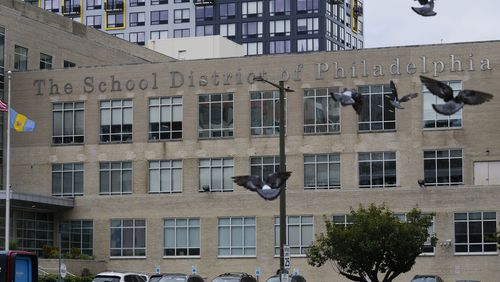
top-left (5, 70), bottom-right (11, 252)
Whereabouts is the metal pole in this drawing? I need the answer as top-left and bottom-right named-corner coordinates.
top-left (278, 81), bottom-right (286, 278)
top-left (5, 70), bottom-right (12, 252)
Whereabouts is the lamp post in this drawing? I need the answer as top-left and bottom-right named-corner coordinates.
top-left (253, 76), bottom-right (294, 279)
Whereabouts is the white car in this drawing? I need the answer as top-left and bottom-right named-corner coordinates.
top-left (93, 272), bottom-right (148, 282)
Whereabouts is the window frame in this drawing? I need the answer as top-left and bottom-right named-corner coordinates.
top-left (198, 93), bottom-right (234, 139)
top-left (164, 218), bottom-right (200, 257)
top-left (14, 45), bottom-right (28, 71)
top-left (148, 160), bottom-right (183, 193)
top-left (218, 217), bottom-right (256, 257)
top-left (304, 153), bottom-right (341, 190)
top-left (358, 84), bottom-right (396, 132)
top-left (52, 102), bottom-right (85, 145)
top-left (250, 90), bottom-right (286, 136)
top-left (454, 212), bottom-right (497, 255)
top-left (148, 96), bottom-right (183, 141)
top-left (198, 158), bottom-right (234, 192)
top-left (110, 219), bottom-right (146, 258)
top-left (99, 161), bottom-right (133, 195)
top-left (422, 80), bottom-right (463, 129)
top-left (99, 99), bottom-right (133, 143)
top-left (60, 220), bottom-right (93, 256)
top-left (52, 163), bottom-right (84, 197)
top-left (423, 149), bottom-right (464, 186)
top-left (358, 151), bottom-right (397, 188)
top-left (303, 87), bottom-right (341, 134)
top-left (274, 215), bottom-right (314, 256)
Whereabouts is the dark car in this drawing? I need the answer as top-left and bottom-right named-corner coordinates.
top-left (211, 272), bottom-right (256, 282)
top-left (411, 275), bottom-right (444, 282)
top-left (149, 273), bottom-right (204, 282)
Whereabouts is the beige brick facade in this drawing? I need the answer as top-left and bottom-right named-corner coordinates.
top-left (6, 40), bottom-right (500, 281)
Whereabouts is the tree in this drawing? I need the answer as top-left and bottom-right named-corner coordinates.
top-left (307, 204), bottom-right (436, 282)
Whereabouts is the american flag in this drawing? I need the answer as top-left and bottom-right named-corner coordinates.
top-left (0, 99), bottom-right (7, 112)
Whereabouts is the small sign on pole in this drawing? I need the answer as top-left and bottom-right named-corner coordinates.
top-left (255, 267), bottom-right (261, 277)
top-left (283, 245), bottom-right (291, 270)
top-left (155, 265), bottom-right (161, 274)
top-left (191, 265), bottom-right (197, 274)
top-left (60, 263), bottom-right (67, 278)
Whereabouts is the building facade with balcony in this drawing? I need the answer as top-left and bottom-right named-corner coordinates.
top-left (23, 0), bottom-right (363, 55)
top-left (3, 37), bottom-right (500, 281)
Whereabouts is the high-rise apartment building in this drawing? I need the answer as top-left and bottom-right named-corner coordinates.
top-left (25, 0), bottom-right (363, 55)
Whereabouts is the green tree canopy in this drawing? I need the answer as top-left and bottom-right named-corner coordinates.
top-left (307, 204), bottom-right (436, 282)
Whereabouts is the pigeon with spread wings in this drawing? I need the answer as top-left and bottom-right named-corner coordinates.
top-left (232, 172), bottom-right (292, 201)
top-left (412, 0), bottom-right (437, 17)
top-left (420, 75), bottom-right (493, 115)
top-left (330, 88), bottom-right (363, 115)
top-left (386, 80), bottom-right (419, 109)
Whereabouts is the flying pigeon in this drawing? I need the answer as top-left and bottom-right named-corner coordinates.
top-left (420, 76), bottom-right (493, 115)
top-left (232, 171), bottom-right (291, 201)
top-left (330, 88), bottom-right (363, 115)
top-left (411, 0), bottom-right (437, 17)
top-left (386, 80), bottom-right (419, 109)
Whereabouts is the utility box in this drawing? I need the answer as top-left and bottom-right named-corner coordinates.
top-left (0, 251), bottom-right (38, 282)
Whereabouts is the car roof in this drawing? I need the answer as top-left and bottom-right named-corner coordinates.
top-left (96, 272), bottom-right (148, 277)
top-left (150, 273), bottom-right (188, 277)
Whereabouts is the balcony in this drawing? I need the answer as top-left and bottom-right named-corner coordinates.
top-left (105, 1), bottom-right (124, 12)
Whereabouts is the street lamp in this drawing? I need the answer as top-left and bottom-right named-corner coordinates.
top-left (253, 75), bottom-right (294, 279)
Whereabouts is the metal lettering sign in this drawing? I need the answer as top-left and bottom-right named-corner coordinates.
top-left (60, 263), bottom-right (67, 278)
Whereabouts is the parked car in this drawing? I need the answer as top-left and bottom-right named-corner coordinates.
top-left (410, 275), bottom-right (444, 282)
top-left (211, 272), bottom-right (256, 282)
top-left (93, 272), bottom-right (148, 282)
top-left (266, 274), bottom-right (306, 282)
top-left (149, 273), bottom-right (205, 282)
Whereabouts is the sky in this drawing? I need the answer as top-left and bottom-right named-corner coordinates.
top-left (364, 0), bottom-right (500, 48)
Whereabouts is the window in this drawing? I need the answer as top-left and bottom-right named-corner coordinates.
top-left (87, 0), bottom-right (101, 9)
top-left (60, 220), bottom-right (93, 256)
top-left (52, 102), bottom-right (84, 145)
top-left (151, 0), bottom-right (167, 4)
top-left (220, 24), bottom-right (236, 39)
top-left (198, 93), bottom-right (233, 138)
top-left (86, 15), bottom-right (102, 29)
top-left (174, 0), bottom-right (189, 2)
top-left (110, 219), bottom-right (146, 257)
top-left (454, 212), bottom-right (497, 254)
top-left (196, 5), bottom-right (213, 21)
top-left (297, 0), bottom-right (318, 14)
top-left (10, 212), bottom-right (54, 256)
top-left (151, 30), bottom-right (168, 40)
top-left (99, 162), bottom-right (132, 195)
top-left (174, 28), bottom-right (190, 38)
top-left (242, 1), bottom-right (263, 18)
top-left (250, 90), bottom-right (285, 136)
top-left (164, 218), bottom-right (200, 257)
top-left (218, 217), bottom-right (256, 256)
top-left (99, 100), bottom-right (133, 143)
top-left (129, 32), bottom-right (145, 45)
top-left (251, 156), bottom-right (281, 179)
top-left (358, 84), bottom-right (396, 131)
top-left (40, 53), bottom-right (52, 70)
top-left (52, 163), bottom-right (84, 197)
top-left (474, 161), bottom-right (500, 185)
top-left (269, 20), bottom-right (290, 37)
top-left (220, 3), bottom-right (236, 19)
top-left (64, 60), bottom-right (76, 68)
top-left (106, 14), bottom-right (124, 28)
top-left (14, 45), bottom-right (28, 71)
top-left (393, 213), bottom-right (435, 255)
top-left (423, 149), bottom-right (463, 186)
top-left (129, 12), bottom-right (145, 27)
top-left (43, 0), bottom-right (60, 12)
top-left (270, 0), bottom-right (291, 16)
top-left (199, 158), bottom-right (234, 192)
top-left (269, 40), bottom-right (291, 54)
top-left (358, 152), bottom-right (397, 188)
top-left (275, 216), bottom-right (313, 255)
top-left (304, 154), bottom-right (340, 189)
top-left (332, 214), bottom-right (352, 228)
top-left (149, 97), bottom-right (182, 140)
top-left (304, 87), bottom-right (340, 134)
top-left (297, 38), bottom-right (318, 52)
top-left (174, 8), bottom-right (190, 23)
top-left (129, 0), bottom-right (145, 6)
top-left (297, 18), bottom-right (318, 35)
top-left (242, 21), bottom-right (263, 38)
top-left (149, 160), bottom-right (182, 193)
top-left (196, 25), bottom-right (214, 36)
top-left (151, 10), bottom-right (168, 25)
top-left (423, 80), bottom-right (462, 128)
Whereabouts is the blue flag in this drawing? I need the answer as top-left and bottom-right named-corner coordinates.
top-left (10, 108), bottom-right (36, 132)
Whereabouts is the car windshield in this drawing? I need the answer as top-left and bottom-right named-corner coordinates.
top-left (160, 276), bottom-right (187, 282)
top-left (212, 277), bottom-right (240, 282)
top-left (412, 278), bottom-right (438, 282)
top-left (94, 276), bottom-right (121, 282)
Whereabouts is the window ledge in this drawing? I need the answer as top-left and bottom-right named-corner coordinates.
top-left (217, 255), bottom-right (257, 259)
top-left (454, 252), bottom-right (498, 256)
top-left (423, 127), bottom-right (462, 131)
top-left (109, 256), bottom-right (146, 259)
top-left (163, 256), bottom-right (200, 259)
